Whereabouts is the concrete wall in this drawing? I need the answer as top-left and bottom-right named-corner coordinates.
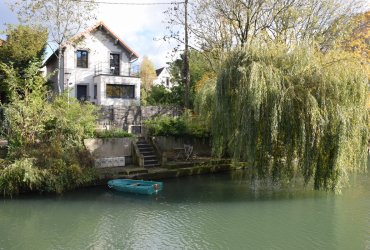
top-left (98, 105), bottom-right (182, 130)
top-left (84, 138), bottom-right (134, 158)
top-left (152, 136), bottom-right (211, 159)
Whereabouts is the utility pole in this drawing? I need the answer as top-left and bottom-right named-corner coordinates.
top-left (183, 0), bottom-right (190, 109)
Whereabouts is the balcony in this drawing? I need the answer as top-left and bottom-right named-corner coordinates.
top-left (94, 62), bottom-right (140, 77)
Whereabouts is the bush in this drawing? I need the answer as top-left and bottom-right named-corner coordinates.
top-left (0, 158), bottom-right (43, 197)
top-left (93, 129), bottom-right (133, 138)
top-left (0, 62), bottom-right (99, 196)
top-left (144, 112), bottom-right (209, 138)
top-left (146, 85), bottom-right (185, 106)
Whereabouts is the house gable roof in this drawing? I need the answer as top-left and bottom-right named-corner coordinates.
top-left (156, 67), bottom-right (165, 77)
top-left (44, 21), bottom-right (139, 66)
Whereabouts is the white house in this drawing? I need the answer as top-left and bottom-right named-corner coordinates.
top-left (45, 21), bottom-right (141, 106)
top-left (153, 67), bottom-right (174, 89)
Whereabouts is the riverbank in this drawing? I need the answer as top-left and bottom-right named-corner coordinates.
top-left (93, 158), bottom-right (247, 185)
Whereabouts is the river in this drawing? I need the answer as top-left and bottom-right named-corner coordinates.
top-left (0, 169), bottom-right (369, 250)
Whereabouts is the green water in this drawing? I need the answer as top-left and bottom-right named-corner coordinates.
top-left (0, 170), bottom-right (369, 250)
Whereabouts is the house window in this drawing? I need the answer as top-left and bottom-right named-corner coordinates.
top-left (106, 84), bottom-right (135, 99)
top-left (166, 77), bottom-right (170, 87)
top-left (94, 85), bottom-right (97, 99)
top-left (110, 53), bottom-right (120, 75)
top-left (77, 50), bottom-right (88, 68)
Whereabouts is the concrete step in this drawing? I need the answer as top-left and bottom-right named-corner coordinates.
top-left (144, 159), bottom-right (158, 165)
top-left (143, 155), bottom-right (157, 159)
top-left (144, 163), bottom-right (161, 168)
top-left (141, 149), bottom-right (154, 153)
top-left (135, 139), bottom-right (161, 167)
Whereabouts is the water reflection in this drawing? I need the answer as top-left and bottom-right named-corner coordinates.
top-left (0, 170), bottom-right (369, 250)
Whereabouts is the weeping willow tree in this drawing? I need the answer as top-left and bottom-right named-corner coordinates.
top-left (194, 74), bottom-right (217, 129)
top-left (211, 44), bottom-right (368, 191)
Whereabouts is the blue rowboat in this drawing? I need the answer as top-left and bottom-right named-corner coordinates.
top-left (107, 179), bottom-right (163, 195)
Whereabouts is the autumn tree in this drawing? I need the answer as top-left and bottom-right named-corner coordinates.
top-left (139, 56), bottom-right (156, 105)
top-left (165, 0), bottom-right (364, 57)
top-left (10, 0), bottom-right (97, 94)
top-left (343, 11), bottom-right (369, 78)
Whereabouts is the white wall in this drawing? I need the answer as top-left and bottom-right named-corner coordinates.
top-left (154, 67), bottom-right (174, 89)
top-left (46, 28), bottom-right (140, 105)
top-left (65, 29), bottom-right (132, 101)
top-left (95, 75), bottom-right (140, 106)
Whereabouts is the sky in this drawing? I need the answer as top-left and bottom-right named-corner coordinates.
top-left (0, 0), bottom-right (180, 68)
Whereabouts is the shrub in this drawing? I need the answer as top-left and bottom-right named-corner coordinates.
top-left (0, 61), bottom-right (98, 196)
top-left (0, 158), bottom-right (43, 197)
top-left (144, 112), bottom-right (209, 138)
top-left (146, 85), bottom-right (185, 106)
top-left (93, 129), bottom-right (133, 139)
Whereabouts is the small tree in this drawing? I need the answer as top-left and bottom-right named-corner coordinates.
top-left (0, 25), bottom-right (48, 103)
top-left (140, 56), bottom-right (157, 105)
top-left (0, 25), bottom-right (47, 67)
top-left (140, 56), bottom-right (157, 91)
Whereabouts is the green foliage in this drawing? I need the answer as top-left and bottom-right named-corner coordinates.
top-left (209, 43), bottom-right (368, 191)
top-left (146, 85), bottom-right (183, 106)
top-left (0, 62), bottom-right (98, 196)
top-left (194, 75), bottom-right (216, 129)
top-left (48, 94), bottom-right (97, 147)
top-left (0, 61), bottom-right (49, 146)
top-left (169, 50), bottom-right (214, 108)
top-left (0, 25), bottom-right (47, 103)
top-left (145, 112), bottom-right (209, 138)
top-left (146, 85), bottom-right (172, 105)
top-left (0, 158), bottom-right (43, 197)
top-left (94, 129), bottom-right (132, 138)
top-left (0, 25), bottom-right (47, 67)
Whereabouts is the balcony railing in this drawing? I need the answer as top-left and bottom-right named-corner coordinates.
top-left (94, 62), bottom-right (140, 77)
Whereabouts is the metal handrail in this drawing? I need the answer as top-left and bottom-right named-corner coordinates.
top-left (94, 62), bottom-right (139, 77)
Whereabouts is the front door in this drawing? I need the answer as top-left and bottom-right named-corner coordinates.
top-left (76, 85), bottom-right (88, 101)
top-left (110, 53), bottom-right (120, 75)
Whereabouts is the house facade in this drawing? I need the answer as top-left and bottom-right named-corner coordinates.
top-left (45, 21), bottom-right (141, 106)
top-left (154, 67), bottom-right (174, 89)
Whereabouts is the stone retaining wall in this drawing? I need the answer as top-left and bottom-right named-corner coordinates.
top-left (97, 105), bottom-right (182, 130)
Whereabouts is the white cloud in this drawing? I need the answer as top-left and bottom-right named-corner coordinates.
top-left (0, 0), bottom-right (182, 68)
top-left (97, 1), bottom-right (178, 68)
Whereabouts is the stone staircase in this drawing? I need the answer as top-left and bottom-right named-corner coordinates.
top-left (136, 137), bottom-right (160, 168)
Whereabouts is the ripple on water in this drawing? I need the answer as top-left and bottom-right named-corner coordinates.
top-left (0, 171), bottom-right (369, 250)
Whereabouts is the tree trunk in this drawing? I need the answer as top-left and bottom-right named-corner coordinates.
top-left (57, 45), bottom-right (62, 94)
top-left (183, 0), bottom-right (190, 109)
